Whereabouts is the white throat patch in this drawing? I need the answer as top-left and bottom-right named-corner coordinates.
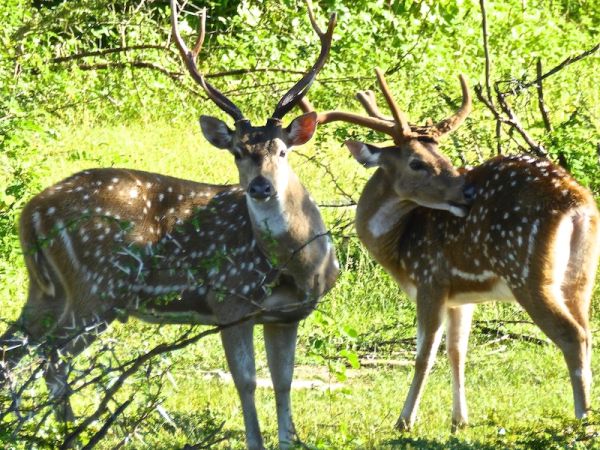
top-left (368, 198), bottom-right (403, 238)
top-left (247, 194), bottom-right (289, 237)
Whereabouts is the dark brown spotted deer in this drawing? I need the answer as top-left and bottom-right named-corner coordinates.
top-left (301, 69), bottom-right (600, 431)
top-left (0, 2), bottom-right (338, 448)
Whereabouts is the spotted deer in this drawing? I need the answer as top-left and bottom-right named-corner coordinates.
top-left (0, 2), bottom-right (338, 448)
top-left (300, 69), bottom-right (600, 431)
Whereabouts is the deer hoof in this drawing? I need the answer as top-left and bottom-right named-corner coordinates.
top-left (451, 419), bottom-right (468, 433)
top-left (395, 417), bottom-right (412, 432)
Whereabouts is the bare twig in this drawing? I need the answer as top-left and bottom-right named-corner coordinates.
top-left (206, 68), bottom-right (306, 78)
top-left (81, 395), bottom-right (134, 450)
top-left (478, 0), bottom-right (503, 154)
top-left (535, 58), bottom-right (552, 132)
top-left (495, 119), bottom-right (502, 155)
top-left (295, 150), bottom-right (357, 204)
top-left (50, 45), bottom-right (172, 63)
top-left (77, 61), bottom-right (182, 80)
top-left (59, 326), bottom-right (224, 448)
top-left (504, 42), bottom-right (600, 95)
top-left (495, 87), bottom-right (548, 158)
top-left (474, 84), bottom-right (548, 158)
top-left (479, 0), bottom-right (492, 102)
top-left (474, 324), bottom-right (549, 346)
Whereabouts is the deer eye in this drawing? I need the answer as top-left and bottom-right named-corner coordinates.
top-left (409, 159), bottom-right (428, 171)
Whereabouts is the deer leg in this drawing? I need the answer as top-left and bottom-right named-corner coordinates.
top-left (0, 282), bottom-right (64, 383)
top-left (264, 322), bottom-right (299, 449)
top-left (446, 304), bottom-right (474, 432)
top-left (516, 286), bottom-right (590, 419)
top-left (397, 288), bottom-right (446, 431)
top-left (44, 310), bottom-right (112, 423)
top-left (44, 351), bottom-right (75, 422)
top-left (221, 322), bottom-right (263, 450)
top-left (560, 213), bottom-right (598, 395)
top-left (561, 280), bottom-right (593, 416)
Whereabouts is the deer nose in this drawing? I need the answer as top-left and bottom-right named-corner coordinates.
top-left (462, 183), bottom-right (477, 202)
top-left (248, 176), bottom-right (274, 200)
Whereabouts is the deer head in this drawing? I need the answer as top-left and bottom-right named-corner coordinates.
top-left (171, 0), bottom-right (335, 204)
top-left (301, 69), bottom-right (474, 217)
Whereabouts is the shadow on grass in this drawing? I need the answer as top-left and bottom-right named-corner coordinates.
top-left (382, 417), bottom-right (600, 450)
top-left (382, 436), bottom-right (499, 450)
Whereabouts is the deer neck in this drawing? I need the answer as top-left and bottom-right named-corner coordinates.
top-left (246, 170), bottom-right (326, 263)
top-left (355, 168), bottom-right (418, 267)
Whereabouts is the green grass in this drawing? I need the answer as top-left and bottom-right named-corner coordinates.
top-left (1, 121), bottom-right (600, 449)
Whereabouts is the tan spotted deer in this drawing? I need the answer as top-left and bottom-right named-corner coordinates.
top-left (0, 2), bottom-right (338, 448)
top-left (300, 69), bottom-right (600, 431)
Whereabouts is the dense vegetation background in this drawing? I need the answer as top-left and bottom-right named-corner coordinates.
top-left (1, 0), bottom-right (599, 448)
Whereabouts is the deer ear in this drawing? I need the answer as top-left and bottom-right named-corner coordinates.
top-left (283, 112), bottom-right (318, 147)
top-left (200, 115), bottom-right (234, 149)
top-left (345, 140), bottom-right (382, 168)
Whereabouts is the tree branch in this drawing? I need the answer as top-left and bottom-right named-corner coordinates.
top-left (50, 45), bottom-right (172, 63)
top-left (495, 87), bottom-right (548, 158)
top-left (504, 42), bottom-right (600, 95)
top-left (474, 83), bottom-right (548, 159)
top-left (535, 58), bottom-right (552, 132)
top-left (479, 0), bottom-right (493, 102)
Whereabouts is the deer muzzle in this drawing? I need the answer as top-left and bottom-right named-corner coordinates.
top-left (247, 175), bottom-right (275, 201)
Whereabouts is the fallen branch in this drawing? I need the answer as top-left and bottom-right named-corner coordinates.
top-left (474, 324), bottom-right (548, 346)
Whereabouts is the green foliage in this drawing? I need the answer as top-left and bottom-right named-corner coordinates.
top-left (1, 0), bottom-right (600, 448)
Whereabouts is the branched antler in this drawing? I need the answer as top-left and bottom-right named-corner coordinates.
top-left (300, 70), bottom-right (471, 144)
top-left (271, 0), bottom-right (337, 119)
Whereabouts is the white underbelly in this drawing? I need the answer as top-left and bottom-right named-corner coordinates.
top-left (398, 277), bottom-right (516, 306)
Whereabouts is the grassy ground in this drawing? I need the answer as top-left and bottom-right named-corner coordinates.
top-left (1, 121), bottom-right (600, 449)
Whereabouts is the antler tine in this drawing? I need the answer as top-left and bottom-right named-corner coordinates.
top-left (298, 97), bottom-right (315, 114)
top-left (299, 96), bottom-right (397, 136)
top-left (306, 0), bottom-right (325, 37)
top-left (433, 74), bottom-right (472, 137)
top-left (191, 6), bottom-right (206, 58)
top-left (355, 90), bottom-right (392, 121)
top-left (170, 0), bottom-right (244, 122)
top-left (375, 68), bottom-right (413, 140)
top-left (271, 0), bottom-right (337, 120)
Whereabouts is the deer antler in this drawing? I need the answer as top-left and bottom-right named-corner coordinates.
top-left (300, 71), bottom-right (471, 144)
top-left (355, 90), bottom-right (391, 121)
top-left (433, 74), bottom-right (472, 137)
top-left (374, 68), bottom-right (414, 140)
top-left (170, 0), bottom-right (244, 121)
top-left (271, 0), bottom-right (337, 120)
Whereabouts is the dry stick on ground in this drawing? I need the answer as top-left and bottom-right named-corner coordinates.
top-left (473, 324), bottom-right (549, 346)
